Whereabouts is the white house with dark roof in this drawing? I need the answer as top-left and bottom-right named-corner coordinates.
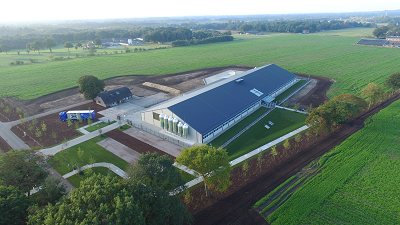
top-left (95, 87), bottom-right (133, 107)
top-left (140, 64), bottom-right (300, 145)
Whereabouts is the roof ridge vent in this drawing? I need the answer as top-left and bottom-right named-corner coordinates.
top-left (235, 78), bottom-right (244, 83)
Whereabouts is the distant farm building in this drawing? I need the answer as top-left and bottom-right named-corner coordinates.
top-left (356, 39), bottom-right (390, 46)
top-left (95, 87), bottom-right (133, 107)
top-left (245, 30), bottom-right (261, 35)
top-left (140, 64), bottom-right (300, 145)
top-left (386, 36), bottom-right (400, 46)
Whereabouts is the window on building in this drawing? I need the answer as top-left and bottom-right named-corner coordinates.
top-left (153, 112), bottom-right (160, 121)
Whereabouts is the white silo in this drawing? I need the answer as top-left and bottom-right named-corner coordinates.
top-left (168, 116), bottom-right (173, 132)
top-left (182, 123), bottom-right (189, 138)
top-left (173, 118), bottom-right (178, 133)
top-left (177, 122), bottom-right (183, 136)
top-left (159, 113), bottom-right (164, 129)
top-left (164, 115), bottom-right (169, 130)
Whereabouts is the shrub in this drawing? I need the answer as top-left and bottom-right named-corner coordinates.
top-left (28, 58), bottom-right (38, 63)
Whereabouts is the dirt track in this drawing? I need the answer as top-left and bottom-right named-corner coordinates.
top-left (192, 94), bottom-right (400, 225)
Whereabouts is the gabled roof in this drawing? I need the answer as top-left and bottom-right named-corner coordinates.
top-left (97, 87), bottom-right (132, 105)
top-left (357, 39), bottom-right (390, 46)
top-left (148, 64), bottom-right (297, 135)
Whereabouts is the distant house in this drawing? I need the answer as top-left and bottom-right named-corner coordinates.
top-left (386, 36), bottom-right (400, 45)
top-left (302, 30), bottom-right (310, 34)
top-left (356, 39), bottom-right (390, 46)
top-left (95, 87), bottom-right (133, 107)
top-left (245, 30), bottom-right (261, 35)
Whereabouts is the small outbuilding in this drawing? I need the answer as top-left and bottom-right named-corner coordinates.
top-left (95, 87), bottom-right (133, 107)
top-left (356, 39), bottom-right (390, 46)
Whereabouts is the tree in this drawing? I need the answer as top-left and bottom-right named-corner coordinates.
top-left (361, 83), bottom-right (386, 108)
top-left (0, 185), bottom-right (33, 225)
top-left (0, 44), bottom-right (11, 54)
top-left (270, 145), bottom-right (278, 160)
top-left (283, 139), bottom-right (291, 153)
top-left (28, 174), bottom-right (145, 224)
top-left (384, 72), bottom-right (400, 93)
top-left (88, 46), bottom-right (97, 55)
top-left (94, 38), bottom-right (102, 47)
top-left (75, 42), bottom-right (82, 48)
top-left (126, 152), bottom-right (186, 193)
top-left (63, 41), bottom-right (73, 51)
top-left (43, 39), bottom-right (56, 53)
top-left (372, 27), bottom-right (383, 38)
top-left (28, 174), bottom-right (192, 225)
top-left (77, 75), bottom-right (105, 100)
top-left (333, 94), bottom-right (368, 111)
top-left (176, 145), bottom-right (232, 198)
top-left (30, 41), bottom-right (42, 54)
top-left (0, 149), bottom-right (50, 196)
top-left (32, 177), bottom-right (66, 206)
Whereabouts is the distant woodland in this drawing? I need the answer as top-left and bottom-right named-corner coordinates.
top-left (1, 14), bottom-right (400, 50)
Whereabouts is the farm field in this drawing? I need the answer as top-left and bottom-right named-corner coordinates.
top-left (311, 27), bottom-right (376, 37)
top-left (263, 99), bottom-right (400, 224)
top-left (1, 34), bottom-right (400, 99)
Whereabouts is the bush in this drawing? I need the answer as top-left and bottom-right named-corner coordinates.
top-left (29, 58), bottom-right (38, 63)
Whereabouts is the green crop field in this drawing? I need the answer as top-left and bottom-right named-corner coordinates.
top-left (312, 27), bottom-right (376, 37)
top-left (263, 99), bottom-right (400, 224)
top-left (1, 34), bottom-right (400, 100)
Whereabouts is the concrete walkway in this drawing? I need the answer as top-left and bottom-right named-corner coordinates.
top-left (62, 162), bottom-right (128, 179)
top-left (0, 100), bottom-right (91, 150)
top-left (40, 122), bottom-right (121, 155)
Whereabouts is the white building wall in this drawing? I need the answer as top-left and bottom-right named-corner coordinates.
top-left (141, 108), bottom-right (202, 143)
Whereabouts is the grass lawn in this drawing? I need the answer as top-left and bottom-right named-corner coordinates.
top-left (67, 167), bottom-right (120, 188)
top-left (51, 135), bottom-right (129, 176)
top-left (117, 124), bottom-right (131, 131)
top-left (224, 109), bottom-right (307, 161)
top-left (176, 167), bottom-right (196, 183)
top-left (211, 107), bottom-right (269, 148)
top-left (311, 27), bottom-right (376, 37)
top-left (274, 79), bottom-right (307, 103)
top-left (2, 34), bottom-right (400, 100)
top-left (84, 121), bottom-right (116, 132)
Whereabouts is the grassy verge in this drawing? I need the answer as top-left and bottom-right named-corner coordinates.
top-left (210, 107), bottom-right (269, 148)
top-left (67, 167), bottom-right (119, 188)
top-left (84, 121), bottom-right (116, 132)
top-left (225, 109), bottom-right (307, 160)
top-left (51, 135), bottom-right (129, 176)
top-left (176, 168), bottom-right (196, 183)
top-left (253, 175), bottom-right (297, 208)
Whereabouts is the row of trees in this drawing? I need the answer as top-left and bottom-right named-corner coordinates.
top-left (307, 72), bottom-right (400, 133)
top-left (171, 35), bottom-right (234, 47)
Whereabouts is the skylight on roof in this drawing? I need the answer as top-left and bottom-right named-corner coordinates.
top-left (116, 91), bottom-right (120, 94)
top-left (250, 88), bottom-right (263, 97)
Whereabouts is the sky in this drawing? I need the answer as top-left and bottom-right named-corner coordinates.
top-left (1, 0), bottom-right (400, 22)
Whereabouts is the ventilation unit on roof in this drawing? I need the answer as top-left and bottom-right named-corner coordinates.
top-left (235, 78), bottom-right (244, 83)
top-left (116, 91), bottom-right (120, 94)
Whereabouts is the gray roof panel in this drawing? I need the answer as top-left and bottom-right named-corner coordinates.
top-left (167, 64), bottom-right (297, 135)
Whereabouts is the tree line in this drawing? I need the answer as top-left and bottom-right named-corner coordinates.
top-left (373, 23), bottom-right (400, 38)
top-left (172, 35), bottom-right (234, 47)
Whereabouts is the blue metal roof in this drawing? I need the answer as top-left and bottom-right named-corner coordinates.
top-left (167, 64), bottom-right (297, 135)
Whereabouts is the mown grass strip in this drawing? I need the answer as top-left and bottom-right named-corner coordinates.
top-left (253, 175), bottom-right (297, 208)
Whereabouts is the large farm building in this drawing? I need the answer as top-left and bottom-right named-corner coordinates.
top-left (140, 64), bottom-right (300, 145)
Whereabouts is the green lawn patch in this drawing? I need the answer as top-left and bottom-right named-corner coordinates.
top-left (117, 124), bottom-right (131, 131)
top-left (224, 109), bottom-right (307, 161)
top-left (210, 107), bottom-right (269, 148)
top-left (176, 167), bottom-right (196, 183)
top-left (51, 135), bottom-right (129, 176)
top-left (84, 121), bottom-right (116, 132)
top-left (67, 167), bottom-right (119, 188)
top-left (274, 80), bottom-right (307, 103)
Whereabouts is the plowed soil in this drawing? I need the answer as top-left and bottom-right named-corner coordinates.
top-left (0, 136), bottom-right (12, 153)
top-left (10, 102), bottom-right (105, 148)
top-left (190, 93), bottom-right (400, 225)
